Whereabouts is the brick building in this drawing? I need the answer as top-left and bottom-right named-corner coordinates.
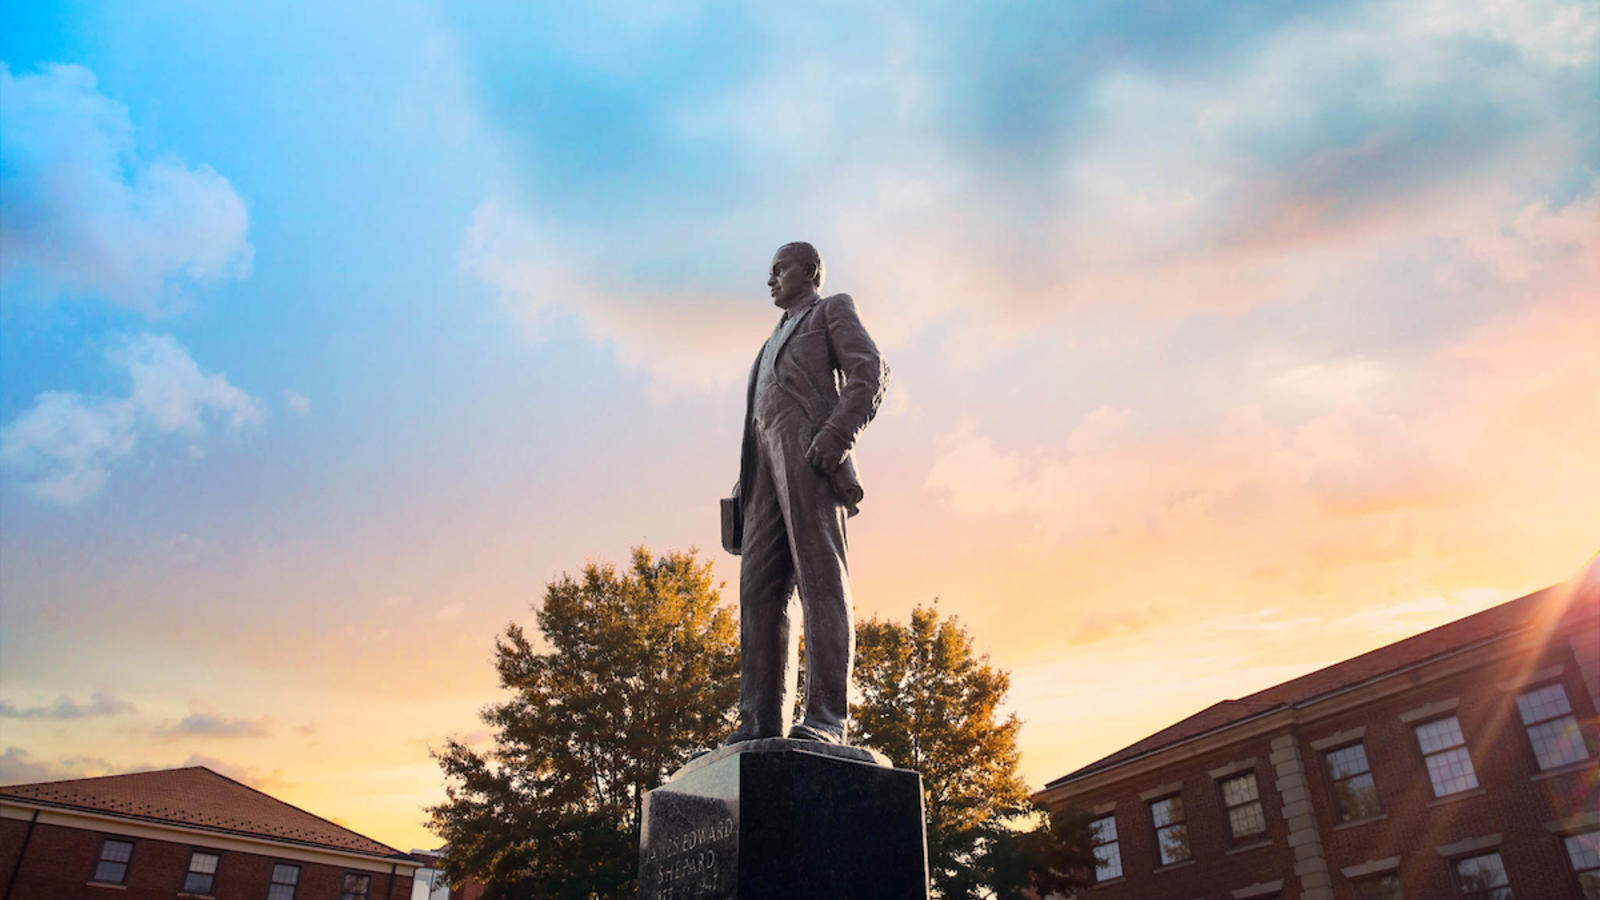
top-left (1034, 569), bottom-right (1599, 899)
top-left (0, 766), bottom-right (419, 900)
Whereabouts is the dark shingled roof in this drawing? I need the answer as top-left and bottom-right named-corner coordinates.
top-left (1047, 571), bottom-right (1598, 789)
top-left (0, 766), bottom-right (404, 858)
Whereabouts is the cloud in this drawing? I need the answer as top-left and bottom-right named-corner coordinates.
top-left (0, 747), bottom-right (121, 784)
top-left (0, 690), bottom-right (135, 720)
top-left (159, 712), bottom-right (273, 740)
top-left (283, 391), bottom-right (311, 414)
top-left (461, 202), bottom-right (769, 395)
top-left (0, 747), bottom-right (288, 791)
top-left (0, 63), bottom-right (251, 312)
top-left (451, 0), bottom-right (1596, 386)
top-left (1, 333), bottom-right (262, 505)
top-left (433, 601), bottom-right (465, 623)
top-left (1068, 605), bottom-right (1166, 646)
top-left (922, 179), bottom-right (1599, 546)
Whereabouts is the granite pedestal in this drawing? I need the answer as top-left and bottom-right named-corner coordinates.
top-left (638, 739), bottom-right (928, 899)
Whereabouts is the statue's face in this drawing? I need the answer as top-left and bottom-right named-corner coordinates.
top-left (768, 249), bottom-right (814, 309)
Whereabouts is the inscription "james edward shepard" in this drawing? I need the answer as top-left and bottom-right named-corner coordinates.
top-left (643, 815), bottom-right (735, 899)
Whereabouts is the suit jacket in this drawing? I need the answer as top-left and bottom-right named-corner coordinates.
top-left (738, 292), bottom-right (889, 519)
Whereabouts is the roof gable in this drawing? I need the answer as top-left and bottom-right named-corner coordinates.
top-left (0, 766), bottom-right (400, 858)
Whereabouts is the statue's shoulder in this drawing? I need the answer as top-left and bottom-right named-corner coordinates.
top-left (818, 292), bottom-right (857, 314)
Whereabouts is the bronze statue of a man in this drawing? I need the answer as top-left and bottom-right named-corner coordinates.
top-left (723, 241), bottom-right (889, 745)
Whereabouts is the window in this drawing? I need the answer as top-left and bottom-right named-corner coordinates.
top-left (1325, 743), bottom-right (1382, 822)
top-left (341, 872), bottom-right (371, 900)
top-left (1352, 872), bottom-right (1403, 899)
top-left (1564, 830), bottom-right (1600, 898)
top-left (1219, 771), bottom-right (1266, 842)
top-left (268, 863), bottom-right (300, 900)
top-left (1517, 683), bottom-right (1590, 771)
top-left (93, 837), bottom-right (134, 884)
top-left (183, 850), bottom-right (220, 894)
top-left (1415, 717), bottom-right (1479, 797)
top-left (1453, 851), bottom-right (1511, 898)
top-left (1089, 814), bottom-right (1122, 882)
top-left (1149, 795), bottom-right (1191, 866)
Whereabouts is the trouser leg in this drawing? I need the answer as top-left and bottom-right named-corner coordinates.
top-left (768, 421), bottom-right (853, 739)
top-left (736, 433), bottom-right (799, 737)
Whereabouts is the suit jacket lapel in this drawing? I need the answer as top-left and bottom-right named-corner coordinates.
top-left (768, 296), bottom-right (822, 367)
top-left (745, 344), bottom-right (764, 409)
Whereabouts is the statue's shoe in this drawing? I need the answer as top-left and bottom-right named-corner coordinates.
top-left (722, 722), bottom-right (780, 745)
top-left (787, 722), bottom-right (845, 744)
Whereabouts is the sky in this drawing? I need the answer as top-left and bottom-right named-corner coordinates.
top-left (1, 0), bottom-right (1596, 852)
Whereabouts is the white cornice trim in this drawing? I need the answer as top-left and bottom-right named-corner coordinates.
top-left (1207, 757), bottom-right (1259, 780)
top-left (1546, 812), bottom-right (1600, 833)
top-left (1435, 833), bottom-right (1501, 857)
top-left (1340, 856), bottom-right (1400, 878)
top-left (1138, 781), bottom-right (1183, 801)
top-left (1310, 726), bottom-right (1365, 751)
top-left (1398, 696), bottom-right (1459, 724)
top-left (0, 801), bottom-right (416, 875)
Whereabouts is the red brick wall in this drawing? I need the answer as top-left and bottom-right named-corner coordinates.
top-left (1046, 628), bottom-right (1597, 899)
top-left (0, 817), bottom-right (30, 895)
top-left (1301, 639), bottom-right (1595, 899)
top-left (0, 819), bottom-right (415, 900)
top-left (1061, 733), bottom-right (1299, 900)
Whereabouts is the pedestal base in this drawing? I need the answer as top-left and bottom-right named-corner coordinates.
top-left (638, 740), bottom-right (929, 899)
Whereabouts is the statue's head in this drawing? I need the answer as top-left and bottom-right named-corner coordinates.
top-left (768, 241), bottom-right (825, 308)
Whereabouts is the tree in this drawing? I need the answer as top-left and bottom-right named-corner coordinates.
top-left (428, 547), bottom-right (739, 899)
top-left (853, 603), bottom-right (1094, 899)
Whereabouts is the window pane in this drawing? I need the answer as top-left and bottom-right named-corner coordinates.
top-left (341, 872), bottom-right (371, 899)
top-left (1089, 815), bottom-right (1117, 845)
top-left (93, 861), bottom-right (127, 883)
top-left (1151, 796), bottom-right (1183, 827)
top-left (1222, 773), bottom-right (1259, 806)
top-left (1517, 684), bottom-right (1572, 725)
top-left (1157, 823), bottom-right (1191, 865)
top-left (183, 871), bottom-right (215, 893)
top-left (1568, 831), bottom-right (1600, 869)
top-left (1568, 830), bottom-right (1600, 900)
top-left (1456, 852), bottom-right (1509, 894)
top-left (1426, 746), bottom-right (1480, 796)
top-left (1529, 715), bottom-right (1590, 770)
top-left (1416, 717), bottom-right (1465, 754)
top-left (1229, 801), bottom-right (1266, 838)
top-left (1354, 872), bottom-right (1403, 900)
top-left (101, 839), bottom-right (134, 863)
top-left (1327, 744), bottom-right (1371, 779)
top-left (268, 886), bottom-right (297, 900)
top-left (189, 852), bottom-right (219, 874)
top-left (1094, 842), bottom-right (1123, 881)
top-left (1334, 772), bottom-right (1382, 821)
top-left (272, 864), bottom-right (300, 885)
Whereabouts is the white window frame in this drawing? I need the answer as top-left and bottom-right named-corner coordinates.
top-left (1089, 813), bottom-right (1123, 882)
top-left (1516, 682), bottom-right (1591, 771)
top-left (1414, 716), bottom-right (1480, 797)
